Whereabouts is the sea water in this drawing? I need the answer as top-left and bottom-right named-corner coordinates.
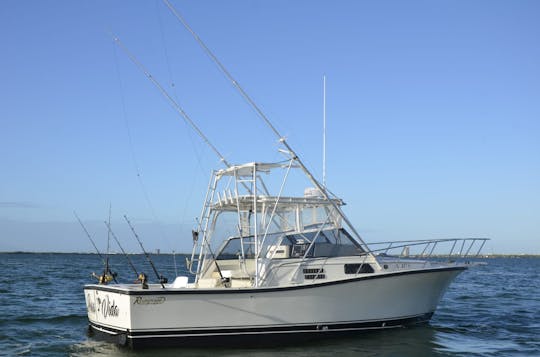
top-left (0, 253), bottom-right (538, 356)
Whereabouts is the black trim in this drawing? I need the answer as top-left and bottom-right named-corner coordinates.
top-left (89, 312), bottom-right (434, 348)
top-left (84, 266), bottom-right (466, 295)
top-left (304, 274), bottom-right (325, 279)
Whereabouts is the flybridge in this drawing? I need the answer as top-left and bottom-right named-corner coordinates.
top-left (211, 162), bottom-right (344, 211)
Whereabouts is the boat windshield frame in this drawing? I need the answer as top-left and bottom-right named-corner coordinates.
top-left (215, 228), bottom-right (366, 260)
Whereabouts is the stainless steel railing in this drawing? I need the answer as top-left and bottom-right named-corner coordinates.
top-left (366, 238), bottom-right (489, 260)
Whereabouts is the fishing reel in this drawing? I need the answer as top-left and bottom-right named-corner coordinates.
top-left (136, 272), bottom-right (149, 289)
top-left (91, 271), bottom-right (118, 285)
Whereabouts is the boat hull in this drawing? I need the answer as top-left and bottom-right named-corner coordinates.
top-left (84, 266), bottom-right (464, 348)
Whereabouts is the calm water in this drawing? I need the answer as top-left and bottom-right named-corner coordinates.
top-left (0, 253), bottom-right (538, 356)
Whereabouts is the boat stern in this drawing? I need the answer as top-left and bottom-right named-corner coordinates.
top-left (84, 284), bottom-right (132, 344)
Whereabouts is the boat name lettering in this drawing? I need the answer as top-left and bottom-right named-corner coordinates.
top-left (97, 295), bottom-right (119, 318)
top-left (134, 296), bottom-right (166, 305)
top-left (86, 294), bottom-right (96, 313)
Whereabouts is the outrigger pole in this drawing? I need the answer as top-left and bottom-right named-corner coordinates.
top-left (162, 0), bottom-right (375, 257)
top-left (124, 215), bottom-right (167, 288)
top-left (110, 33), bottom-right (246, 283)
top-left (110, 33), bottom-right (231, 169)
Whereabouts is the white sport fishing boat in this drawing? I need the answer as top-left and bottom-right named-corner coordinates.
top-left (84, 1), bottom-right (488, 348)
top-left (84, 159), bottom-right (487, 348)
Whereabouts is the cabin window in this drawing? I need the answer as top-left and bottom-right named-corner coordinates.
top-left (216, 236), bottom-right (256, 259)
top-left (344, 263), bottom-right (374, 274)
top-left (286, 229), bottom-right (364, 258)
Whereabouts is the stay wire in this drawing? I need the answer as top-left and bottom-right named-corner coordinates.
top-left (112, 39), bottom-right (172, 254)
top-left (155, 0), bottom-right (208, 177)
top-left (111, 33), bottom-right (231, 168)
top-left (155, 0), bottom-right (208, 241)
top-left (155, 0), bottom-right (178, 99)
top-left (111, 32), bottom-right (256, 195)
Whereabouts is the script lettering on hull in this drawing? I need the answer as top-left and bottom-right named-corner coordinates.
top-left (91, 294), bottom-right (119, 319)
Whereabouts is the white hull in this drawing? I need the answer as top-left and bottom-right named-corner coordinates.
top-left (85, 266), bottom-right (464, 347)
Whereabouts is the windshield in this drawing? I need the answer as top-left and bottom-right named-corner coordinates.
top-left (216, 228), bottom-right (364, 260)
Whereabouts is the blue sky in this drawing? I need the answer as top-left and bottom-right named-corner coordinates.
top-left (0, 1), bottom-right (538, 254)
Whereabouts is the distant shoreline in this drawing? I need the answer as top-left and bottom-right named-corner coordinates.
top-left (0, 251), bottom-right (190, 255)
top-left (1, 251), bottom-right (539, 258)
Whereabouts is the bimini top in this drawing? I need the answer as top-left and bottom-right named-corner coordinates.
top-left (210, 194), bottom-right (345, 212)
top-left (216, 162), bottom-right (299, 178)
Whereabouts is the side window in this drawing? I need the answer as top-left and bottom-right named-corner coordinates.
top-left (344, 263), bottom-right (374, 274)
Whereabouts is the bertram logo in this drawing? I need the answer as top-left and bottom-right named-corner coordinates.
top-left (133, 296), bottom-right (166, 305)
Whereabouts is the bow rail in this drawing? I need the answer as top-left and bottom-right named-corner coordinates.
top-left (367, 238), bottom-right (489, 261)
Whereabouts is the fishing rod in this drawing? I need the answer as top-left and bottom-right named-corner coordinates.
top-left (105, 204), bottom-right (112, 284)
top-left (162, 1), bottom-right (374, 256)
top-left (109, 31), bottom-right (262, 200)
top-left (74, 211), bottom-right (105, 264)
top-left (123, 215), bottom-right (167, 288)
top-left (74, 211), bottom-right (118, 283)
top-left (104, 221), bottom-right (140, 280)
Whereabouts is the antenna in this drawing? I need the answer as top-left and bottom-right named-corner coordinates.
top-left (323, 75), bottom-right (326, 188)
